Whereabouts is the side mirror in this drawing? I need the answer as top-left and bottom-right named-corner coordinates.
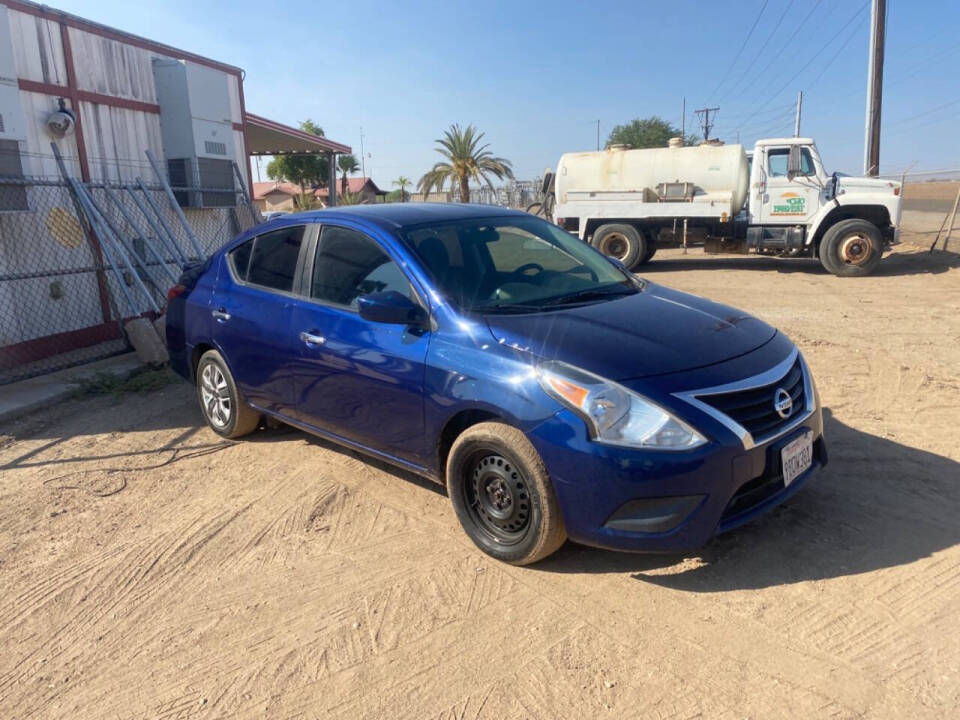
top-left (357, 290), bottom-right (426, 326)
top-left (787, 145), bottom-right (801, 181)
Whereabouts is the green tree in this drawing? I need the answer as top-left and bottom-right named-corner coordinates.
top-left (417, 124), bottom-right (513, 203)
top-left (392, 175), bottom-right (411, 202)
top-left (606, 116), bottom-right (698, 149)
top-left (265, 119), bottom-right (329, 189)
top-left (337, 153), bottom-right (360, 195)
top-left (336, 190), bottom-right (367, 206)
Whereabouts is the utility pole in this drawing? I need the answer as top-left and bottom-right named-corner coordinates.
top-left (794, 91), bottom-right (803, 137)
top-left (359, 126), bottom-right (366, 178)
top-left (596, 119), bottom-right (600, 151)
top-left (864, 0), bottom-right (886, 176)
top-left (694, 106), bottom-right (719, 141)
top-left (681, 97), bottom-right (686, 144)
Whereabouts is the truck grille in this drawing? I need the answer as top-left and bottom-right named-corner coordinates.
top-left (697, 357), bottom-right (806, 441)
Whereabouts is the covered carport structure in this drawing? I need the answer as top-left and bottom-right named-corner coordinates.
top-left (244, 113), bottom-right (352, 206)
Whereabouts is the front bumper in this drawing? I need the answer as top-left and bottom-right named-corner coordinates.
top-left (526, 341), bottom-right (826, 553)
top-left (529, 409), bottom-right (825, 552)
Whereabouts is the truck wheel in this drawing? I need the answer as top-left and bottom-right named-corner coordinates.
top-left (592, 224), bottom-right (645, 269)
top-left (818, 219), bottom-right (883, 277)
top-left (637, 243), bottom-right (657, 265)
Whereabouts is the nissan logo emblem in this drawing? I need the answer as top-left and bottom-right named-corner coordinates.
top-left (773, 388), bottom-right (793, 419)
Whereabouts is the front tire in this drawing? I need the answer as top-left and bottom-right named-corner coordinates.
top-left (446, 422), bottom-right (566, 565)
top-left (818, 219), bottom-right (883, 277)
top-left (196, 349), bottom-right (261, 438)
top-left (592, 224), bottom-right (646, 270)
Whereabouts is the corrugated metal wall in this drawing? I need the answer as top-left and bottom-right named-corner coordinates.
top-left (0, 5), bottom-right (252, 360)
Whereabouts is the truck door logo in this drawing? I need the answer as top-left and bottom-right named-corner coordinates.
top-left (772, 192), bottom-right (806, 216)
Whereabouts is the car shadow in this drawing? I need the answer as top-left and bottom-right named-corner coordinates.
top-left (534, 408), bottom-right (960, 590)
top-left (639, 248), bottom-right (960, 277)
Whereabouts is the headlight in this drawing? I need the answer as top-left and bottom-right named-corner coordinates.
top-left (537, 361), bottom-right (707, 450)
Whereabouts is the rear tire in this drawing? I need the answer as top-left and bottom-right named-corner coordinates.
top-left (818, 219), bottom-right (883, 277)
top-left (196, 350), bottom-right (261, 439)
top-left (592, 224), bottom-right (645, 270)
top-left (637, 242), bottom-right (657, 265)
top-left (446, 422), bottom-right (566, 565)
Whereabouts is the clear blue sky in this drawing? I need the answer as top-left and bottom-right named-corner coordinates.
top-left (55, 0), bottom-right (960, 187)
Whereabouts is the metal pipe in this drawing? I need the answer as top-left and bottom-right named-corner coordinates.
top-left (104, 188), bottom-right (180, 285)
top-left (682, 218), bottom-right (688, 254)
top-left (130, 180), bottom-right (188, 265)
top-left (145, 149), bottom-right (205, 257)
top-left (95, 189), bottom-right (169, 294)
top-left (233, 161), bottom-right (261, 226)
top-left (124, 184), bottom-right (185, 267)
top-left (76, 182), bottom-right (160, 314)
top-left (67, 177), bottom-right (140, 317)
top-left (137, 177), bottom-right (193, 260)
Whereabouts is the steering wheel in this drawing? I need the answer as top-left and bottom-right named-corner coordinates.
top-left (568, 263), bottom-right (598, 282)
top-left (511, 262), bottom-right (544, 277)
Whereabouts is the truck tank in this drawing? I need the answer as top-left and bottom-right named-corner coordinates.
top-left (555, 143), bottom-right (750, 214)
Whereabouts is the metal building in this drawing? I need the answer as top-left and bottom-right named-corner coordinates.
top-left (0, 0), bottom-right (350, 384)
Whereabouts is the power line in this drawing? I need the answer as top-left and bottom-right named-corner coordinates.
top-left (748, 1), bottom-right (869, 118)
top-left (708, 0), bottom-right (770, 100)
top-left (747, 0), bottom-right (827, 99)
top-left (721, 0), bottom-right (797, 102)
top-left (886, 97), bottom-right (960, 126)
top-left (807, 14), bottom-right (863, 89)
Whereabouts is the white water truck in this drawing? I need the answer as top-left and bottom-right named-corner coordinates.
top-left (539, 138), bottom-right (902, 276)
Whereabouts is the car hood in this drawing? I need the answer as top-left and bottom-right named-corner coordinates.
top-left (484, 283), bottom-right (777, 381)
top-left (836, 175), bottom-right (900, 196)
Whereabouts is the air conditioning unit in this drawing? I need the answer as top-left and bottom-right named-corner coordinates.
top-left (152, 58), bottom-right (236, 208)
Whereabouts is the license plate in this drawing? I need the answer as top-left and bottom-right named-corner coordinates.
top-left (781, 431), bottom-right (813, 487)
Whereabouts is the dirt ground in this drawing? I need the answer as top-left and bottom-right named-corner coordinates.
top-left (902, 180), bottom-right (960, 214)
top-left (2, 240), bottom-right (959, 719)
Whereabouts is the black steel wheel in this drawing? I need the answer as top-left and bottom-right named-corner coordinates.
top-left (446, 422), bottom-right (566, 565)
top-left (465, 452), bottom-right (531, 544)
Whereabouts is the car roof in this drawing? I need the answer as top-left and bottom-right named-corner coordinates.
top-left (277, 202), bottom-right (529, 231)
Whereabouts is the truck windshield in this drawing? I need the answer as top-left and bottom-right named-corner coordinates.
top-left (400, 216), bottom-right (637, 313)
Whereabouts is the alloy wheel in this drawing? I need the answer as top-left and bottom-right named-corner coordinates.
top-left (200, 363), bottom-right (231, 428)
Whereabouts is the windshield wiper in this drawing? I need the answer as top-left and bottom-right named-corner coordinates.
top-left (542, 285), bottom-right (635, 307)
top-left (481, 302), bottom-right (546, 314)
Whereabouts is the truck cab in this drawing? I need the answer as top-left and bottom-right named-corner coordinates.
top-left (746, 138), bottom-right (902, 274)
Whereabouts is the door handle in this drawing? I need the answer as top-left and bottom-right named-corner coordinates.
top-left (299, 330), bottom-right (326, 345)
top-left (212, 308), bottom-right (231, 322)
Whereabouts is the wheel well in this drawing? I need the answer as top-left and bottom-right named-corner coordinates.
top-left (437, 409), bottom-right (502, 476)
top-left (190, 343), bottom-right (214, 381)
top-left (584, 219), bottom-right (652, 242)
top-left (812, 205), bottom-right (892, 250)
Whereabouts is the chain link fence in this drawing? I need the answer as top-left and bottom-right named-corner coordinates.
top-left (0, 175), bottom-right (260, 385)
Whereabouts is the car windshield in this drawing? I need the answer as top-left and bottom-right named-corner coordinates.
top-left (400, 216), bottom-right (637, 313)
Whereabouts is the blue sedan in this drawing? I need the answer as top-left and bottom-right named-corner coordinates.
top-left (166, 204), bottom-right (826, 565)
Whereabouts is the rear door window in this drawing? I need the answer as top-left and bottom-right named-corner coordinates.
top-left (239, 225), bottom-right (306, 292)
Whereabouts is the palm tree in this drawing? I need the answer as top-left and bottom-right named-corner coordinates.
top-left (417, 124), bottom-right (513, 203)
top-left (337, 153), bottom-right (360, 195)
top-left (392, 175), bottom-right (411, 202)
